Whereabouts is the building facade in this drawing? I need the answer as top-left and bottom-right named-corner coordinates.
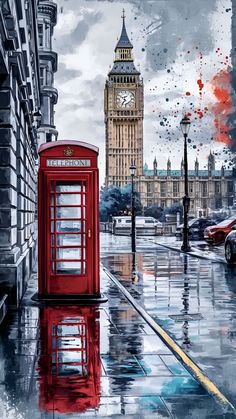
top-left (105, 13), bottom-right (234, 216)
top-left (0, 0), bottom-right (57, 308)
top-left (104, 11), bottom-right (144, 188)
top-left (140, 155), bottom-right (234, 217)
top-left (37, 0), bottom-right (58, 146)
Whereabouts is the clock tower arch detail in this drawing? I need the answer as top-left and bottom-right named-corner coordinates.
top-left (104, 10), bottom-right (144, 188)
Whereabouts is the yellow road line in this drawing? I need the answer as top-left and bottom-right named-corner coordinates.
top-left (103, 265), bottom-right (235, 412)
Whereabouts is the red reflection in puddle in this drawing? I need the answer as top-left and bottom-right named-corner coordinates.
top-left (38, 306), bottom-right (100, 414)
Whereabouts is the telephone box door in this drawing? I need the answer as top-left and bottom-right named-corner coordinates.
top-left (45, 172), bottom-right (93, 295)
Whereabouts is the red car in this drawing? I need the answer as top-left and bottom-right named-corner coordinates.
top-left (204, 217), bottom-right (236, 245)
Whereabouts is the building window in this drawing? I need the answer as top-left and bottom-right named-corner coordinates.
top-left (189, 181), bottom-right (194, 194)
top-left (215, 181), bottom-right (221, 194)
top-left (215, 196), bottom-right (222, 209)
top-left (46, 133), bottom-right (52, 142)
top-left (160, 200), bottom-right (165, 208)
top-left (40, 67), bottom-right (45, 85)
top-left (160, 183), bottom-right (166, 197)
top-left (228, 181), bottom-right (233, 193)
top-left (38, 24), bottom-right (43, 47)
top-left (201, 182), bottom-right (207, 197)
top-left (46, 68), bottom-right (52, 85)
top-left (173, 182), bottom-right (179, 197)
top-left (45, 22), bottom-right (51, 49)
top-left (147, 182), bottom-right (153, 193)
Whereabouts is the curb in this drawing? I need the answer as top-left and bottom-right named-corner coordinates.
top-left (103, 265), bottom-right (235, 413)
top-left (150, 240), bottom-right (226, 264)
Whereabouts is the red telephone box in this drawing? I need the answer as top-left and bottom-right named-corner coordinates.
top-left (37, 140), bottom-right (102, 301)
top-left (38, 306), bottom-right (100, 414)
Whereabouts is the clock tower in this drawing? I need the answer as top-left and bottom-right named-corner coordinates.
top-left (104, 10), bottom-right (144, 188)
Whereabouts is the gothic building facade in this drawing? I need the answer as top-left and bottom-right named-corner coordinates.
top-left (105, 13), bottom-right (234, 217)
top-left (0, 0), bottom-right (57, 310)
top-left (140, 154), bottom-right (234, 217)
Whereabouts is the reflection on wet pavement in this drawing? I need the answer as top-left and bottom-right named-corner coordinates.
top-left (0, 234), bottom-right (234, 417)
top-left (101, 233), bottom-right (236, 410)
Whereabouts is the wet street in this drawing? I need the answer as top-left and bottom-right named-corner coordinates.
top-left (101, 233), bottom-right (236, 409)
top-left (0, 233), bottom-right (236, 417)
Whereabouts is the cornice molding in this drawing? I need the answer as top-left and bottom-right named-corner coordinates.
top-left (38, 2), bottom-right (57, 25)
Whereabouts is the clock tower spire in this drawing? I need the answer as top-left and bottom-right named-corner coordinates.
top-left (104, 11), bottom-right (144, 188)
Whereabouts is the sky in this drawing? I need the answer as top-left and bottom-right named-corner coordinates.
top-left (53, 0), bottom-right (234, 184)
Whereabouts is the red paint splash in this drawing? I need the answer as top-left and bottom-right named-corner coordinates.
top-left (185, 91), bottom-right (191, 96)
top-left (194, 109), bottom-right (204, 119)
top-left (197, 79), bottom-right (204, 96)
top-left (211, 69), bottom-right (233, 145)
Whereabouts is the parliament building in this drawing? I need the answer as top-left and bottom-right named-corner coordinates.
top-left (104, 12), bottom-right (234, 217)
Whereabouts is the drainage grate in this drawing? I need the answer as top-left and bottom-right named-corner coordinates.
top-left (169, 313), bottom-right (203, 322)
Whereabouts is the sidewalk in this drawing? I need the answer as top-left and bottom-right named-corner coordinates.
top-left (0, 266), bottom-right (234, 418)
top-left (101, 233), bottom-right (236, 412)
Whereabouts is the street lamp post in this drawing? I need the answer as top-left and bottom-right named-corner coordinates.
top-left (180, 115), bottom-right (191, 252)
top-left (130, 163), bottom-right (136, 253)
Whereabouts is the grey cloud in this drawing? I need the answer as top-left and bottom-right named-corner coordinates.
top-left (56, 63), bottom-right (82, 82)
top-left (143, 0), bottom-right (218, 71)
top-left (55, 8), bottom-right (102, 54)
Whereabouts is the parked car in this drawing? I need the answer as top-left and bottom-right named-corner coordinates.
top-left (175, 218), bottom-right (217, 240)
top-left (204, 217), bottom-right (236, 245)
top-left (224, 226), bottom-right (236, 263)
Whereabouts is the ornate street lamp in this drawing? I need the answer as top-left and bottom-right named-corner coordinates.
top-left (180, 115), bottom-right (191, 252)
top-left (130, 163), bottom-right (136, 253)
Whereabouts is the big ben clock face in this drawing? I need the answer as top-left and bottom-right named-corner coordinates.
top-left (116, 90), bottom-right (135, 108)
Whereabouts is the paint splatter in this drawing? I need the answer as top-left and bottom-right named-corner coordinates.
top-left (211, 69), bottom-right (233, 145)
top-left (197, 79), bottom-right (204, 96)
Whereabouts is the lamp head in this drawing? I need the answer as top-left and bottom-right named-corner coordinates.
top-left (130, 164), bottom-right (136, 176)
top-left (180, 115), bottom-right (191, 136)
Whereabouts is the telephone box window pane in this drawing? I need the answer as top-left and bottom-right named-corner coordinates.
top-left (56, 248), bottom-right (81, 260)
top-left (50, 207), bottom-right (54, 218)
top-left (56, 220), bottom-right (81, 232)
top-left (56, 194), bottom-right (81, 205)
top-left (56, 350), bottom-right (86, 364)
top-left (56, 184), bottom-right (81, 193)
top-left (56, 234), bottom-right (81, 246)
top-left (52, 364), bottom-right (87, 377)
top-left (53, 337), bottom-right (83, 349)
top-left (55, 207), bottom-right (81, 219)
top-left (53, 325), bottom-right (81, 336)
top-left (51, 222), bottom-right (54, 232)
top-left (56, 261), bottom-right (81, 274)
top-left (51, 248), bottom-right (56, 260)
